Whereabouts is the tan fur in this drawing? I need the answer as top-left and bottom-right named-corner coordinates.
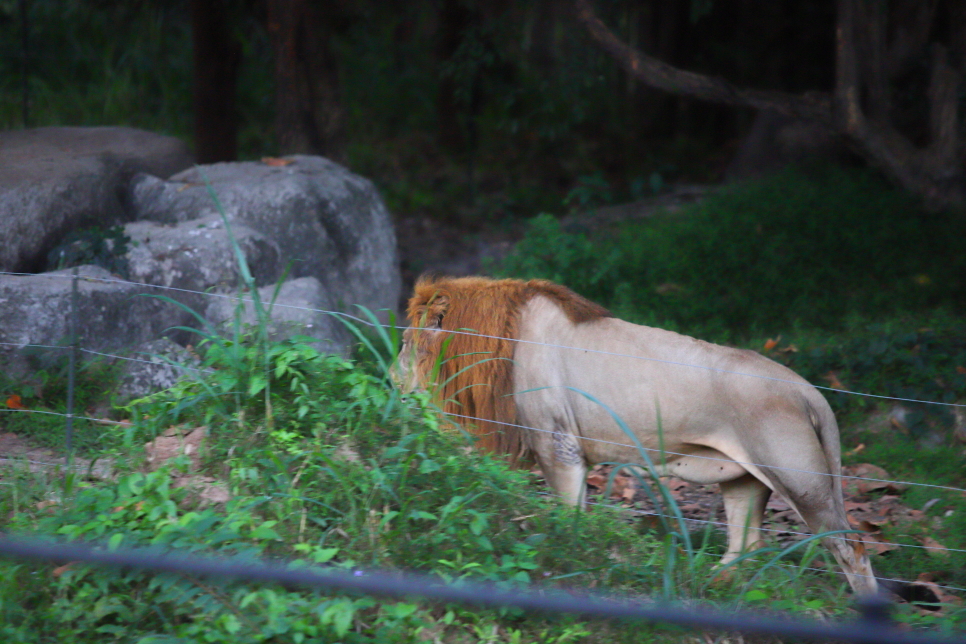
top-left (403, 276), bottom-right (609, 463)
top-left (396, 276), bottom-right (878, 595)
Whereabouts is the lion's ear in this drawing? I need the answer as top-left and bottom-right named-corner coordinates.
top-left (428, 294), bottom-right (449, 329)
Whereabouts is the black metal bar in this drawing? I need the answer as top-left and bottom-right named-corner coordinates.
top-left (0, 537), bottom-right (960, 644)
top-left (65, 267), bottom-right (78, 459)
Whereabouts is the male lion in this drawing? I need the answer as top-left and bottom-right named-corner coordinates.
top-left (393, 275), bottom-right (877, 595)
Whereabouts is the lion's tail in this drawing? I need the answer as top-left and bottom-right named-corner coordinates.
top-left (809, 393), bottom-right (845, 498)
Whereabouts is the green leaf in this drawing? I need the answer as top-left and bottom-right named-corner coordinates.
top-left (312, 547), bottom-right (339, 564)
top-left (251, 521), bottom-right (281, 540)
top-left (744, 589), bottom-right (768, 602)
top-left (108, 533), bottom-right (124, 551)
top-left (418, 459), bottom-right (441, 474)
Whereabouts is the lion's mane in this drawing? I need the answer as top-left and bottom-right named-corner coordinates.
top-left (406, 275), bottom-right (610, 465)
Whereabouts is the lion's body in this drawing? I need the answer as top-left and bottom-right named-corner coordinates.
top-left (396, 276), bottom-right (877, 595)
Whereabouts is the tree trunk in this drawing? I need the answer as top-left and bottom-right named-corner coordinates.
top-left (266, 0), bottom-right (343, 159)
top-left (435, 0), bottom-right (472, 151)
top-left (573, 0), bottom-right (966, 209)
top-left (191, 0), bottom-right (241, 163)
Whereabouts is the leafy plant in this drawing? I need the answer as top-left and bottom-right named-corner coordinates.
top-left (46, 225), bottom-right (133, 277)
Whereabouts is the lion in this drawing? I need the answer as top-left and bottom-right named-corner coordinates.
top-left (392, 275), bottom-right (877, 595)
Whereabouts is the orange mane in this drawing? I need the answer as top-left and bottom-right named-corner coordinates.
top-left (405, 275), bottom-right (611, 465)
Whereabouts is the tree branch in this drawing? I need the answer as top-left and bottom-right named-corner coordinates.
top-left (574, 0), bottom-right (964, 208)
top-left (572, 0), bottom-right (832, 123)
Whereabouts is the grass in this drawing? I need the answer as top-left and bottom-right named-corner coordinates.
top-left (1, 162), bottom-right (965, 640)
top-left (495, 164), bottom-right (966, 342)
top-left (0, 327), bottom-right (895, 643)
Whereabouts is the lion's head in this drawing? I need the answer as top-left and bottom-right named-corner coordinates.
top-left (393, 275), bottom-right (610, 464)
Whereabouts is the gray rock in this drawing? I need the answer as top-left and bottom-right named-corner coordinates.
top-left (129, 156), bottom-right (400, 322)
top-left (0, 126), bottom-right (194, 272)
top-left (123, 215), bottom-right (283, 315)
top-left (114, 338), bottom-right (204, 403)
top-left (204, 277), bottom-right (351, 354)
top-left (0, 265), bottom-right (190, 377)
top-left (726, 109), bottom-right (846, 181)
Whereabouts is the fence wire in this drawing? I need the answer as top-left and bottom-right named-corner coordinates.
top-left (3, 269), bottom-right (964, 407)
top-left (1, 270), bottom-right (965, 578)
top-left (0, 536), bottom-right (960, 644)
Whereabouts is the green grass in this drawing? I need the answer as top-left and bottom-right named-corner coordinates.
top-left (0, 309), bottom-right (964, 641)
top-left (495, 164), bottom-right (966, 342)
top-left (0, 355), bottom-right (120, 454)
top-left (1, 165), bottom-right (965, 641)
top-left (0, 331), bottom-right (891, 643)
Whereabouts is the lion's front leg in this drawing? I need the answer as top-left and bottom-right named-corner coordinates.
top-left (536, 431), bottom-right (588, 507)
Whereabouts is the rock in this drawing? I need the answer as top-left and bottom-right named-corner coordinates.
top-left (0, 126), bottom-right (193, 272)
top-left (123, 215), bottom-right (283, 315)
top-left (144, 425), bottom-right (207, 472)
top-left (129, 156), bottom-right (400, 322)
top-left (204, 277), bottom-right (351, 354)
top-left (0, 265), bottom-right (191, 377)
top-left (114, 338), bottom-right (204, 403)
top-left (726, 109), bottom-right (848, 181)
top-left (171, 475), bottom-right (231, 506)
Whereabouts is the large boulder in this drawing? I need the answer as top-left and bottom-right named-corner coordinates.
top-left (128, 156), bottom-right (400, 322)
top-left (204, 277), bottom-right (352, 355)
top-left (0, 127), bottom-right (194, 272)
top-left (123, 215), bottom-right (283, 315)
top-left (0, 265), bottom-right (190, 377)
top-left (114, 338), bottom-right (204, 404)
top-left (725, 109), bottom-right (848, 181)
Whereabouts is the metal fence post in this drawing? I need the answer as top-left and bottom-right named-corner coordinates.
top-left (65, 267), bottom-right (78, 463)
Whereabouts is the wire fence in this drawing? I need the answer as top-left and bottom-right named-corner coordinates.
top-left (1, 267), bottom-right (965, 639)
top-left (1, 271), bottom-right (965, 528)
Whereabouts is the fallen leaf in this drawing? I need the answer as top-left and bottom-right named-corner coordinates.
top-left (847, 516), bottom-right (881, 533)
top-left (52, 563), bottom-right (76, 578)
top-left (35, 500), bottom-right (57, 510)
top-left (857, 533), bottom-right (899, 555)
top-left (763, 338), bottom-right (779, 351)
top-left (843, 463), bottom-right (906, 494)
top-left (585, 472), bottom-right (607, 489)
top-left (261, 156), bottom-right (294, 167)
top-left (921, 537), bottom-right (950, 557)
top-left (957, 366), bottom-right (966, 375)
top-left (5, 394), bottom-right (24, 410)
top-left (822, 371), bottom-right (845, 390)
